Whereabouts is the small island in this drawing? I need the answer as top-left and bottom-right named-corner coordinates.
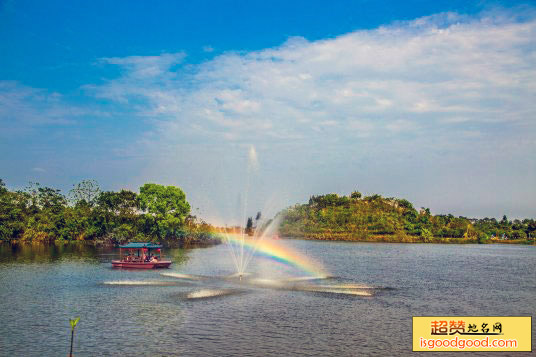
top-left (278, 191), bottom-right (536, 244)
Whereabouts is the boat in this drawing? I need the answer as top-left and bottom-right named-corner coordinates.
top-left (111, 242), bottom-right (172, 269)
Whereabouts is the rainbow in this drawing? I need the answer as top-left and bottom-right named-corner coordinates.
top-left (219, 233), bottom-right (327, 277)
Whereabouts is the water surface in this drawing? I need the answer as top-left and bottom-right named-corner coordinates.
top-left (0, 242), bottom-right (534, 356)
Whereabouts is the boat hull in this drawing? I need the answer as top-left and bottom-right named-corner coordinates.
top-left (111, 260), bottom-right (172, 269)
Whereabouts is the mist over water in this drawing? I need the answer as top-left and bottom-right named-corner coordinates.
top-left (0, 242), bottom-right (534, 356)
top-left (217, 144), bottom-right (326, 278)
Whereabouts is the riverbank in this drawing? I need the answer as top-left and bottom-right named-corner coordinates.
top-left (5, 232), bottom-right (221, 249)
top-left (281, 233), bottom-right (535, 245)
top-left (277, 193), bottom-right (536, 244)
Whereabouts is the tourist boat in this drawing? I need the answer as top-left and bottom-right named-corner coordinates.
top-left (111, 242), bottom-right (172, 269)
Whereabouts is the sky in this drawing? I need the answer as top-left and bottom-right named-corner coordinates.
top-left (1, 0), bottom-right (535, 224)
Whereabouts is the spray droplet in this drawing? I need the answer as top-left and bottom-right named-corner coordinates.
top-left (248, 145), bottom-right (259, 171)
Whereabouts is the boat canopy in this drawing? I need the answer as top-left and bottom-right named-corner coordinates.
top-left (118, 242), bottom-right (162, 249)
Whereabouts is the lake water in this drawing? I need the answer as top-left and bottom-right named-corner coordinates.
top-left (0, 241), bottom-right (534, 356)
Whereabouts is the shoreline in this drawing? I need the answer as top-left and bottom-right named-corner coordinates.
top-left (2, 233), bottom-right (534, 247)
top-left (281, 234), bottom-right (535, 245)
top-left (2, 237), bottom-right (220, 249)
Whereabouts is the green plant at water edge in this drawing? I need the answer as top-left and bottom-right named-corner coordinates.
top-left (69, 316), bottom-right (80, 357)
top-left (420, 228), bottom-right (433, 242)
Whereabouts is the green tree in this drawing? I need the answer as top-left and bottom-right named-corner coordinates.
top-left (420, 228), bottom-right (434, 242)
top-left (364, 194), bottom-right (382, 202)
top-left (22, 185), bottom-right (68, 242)
top-left (94, 189), bottom-right (139, 239)
top-left (477, 231), bottom-right (489, 244)
top-left (0, 179), bottom-right (6, 194)
top-left (396, 199), bottom-right (413, 210)
top-left (138, 183), bottom-right (191, 240)
top-left (511, 230), bottom-right (527, 240)
top-left (350, 191), bottom-right (362, 200)
top-left (70, 180), bottom-right (100, 207)
top-left (0, 180), bottom-right (28, 240)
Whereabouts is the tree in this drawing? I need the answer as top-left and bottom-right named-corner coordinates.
top-left (96, 190), bottom-right (138, 223)
top-left (350, 191), bottom-right (362, 200)
top-left (138, 183), bottom-right (191, 239)
top-left (527, 220), bottom-right (536, 234)
top-left (511, 230), bottom-right (527, 240)
top-left (0, 179), bottom-right (27, 240)
top-left (396, 199), bottom-right (414, 210)
top-left (246, 217), bottom-right (254, 236)
top-left (20, 185), bottom-right (68, 242)
top-left (70, 180), bottom-right (100, 206)
top-left (421, 228), bottom-right (433, 242)
top-left (0, 179), bottom-right (221, 244)
top-left (364, 194), bottom-right (382, 202)
top-left (0, 179), bottom-right (6, 194)
top-left (421, 207), bottom-right (431, 216)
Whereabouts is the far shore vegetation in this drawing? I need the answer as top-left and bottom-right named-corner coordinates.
top-left (277, 191), bottom-right (536, 244)
top-left (1, 178), bottom-right (534, 246)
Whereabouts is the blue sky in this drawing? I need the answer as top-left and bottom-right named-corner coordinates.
top-left (1, 0), bottom-right (535, 223)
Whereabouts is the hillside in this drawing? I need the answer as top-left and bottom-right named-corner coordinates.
top-left (277, 192), bottom-right (536, 243)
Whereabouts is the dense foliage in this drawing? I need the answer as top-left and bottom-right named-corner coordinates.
top-left (278, 191), bottom-right (536, 243)
top-left (0, 179), bottom-right (215, 245)
top-left (2, 179), bottom-right (534, 245)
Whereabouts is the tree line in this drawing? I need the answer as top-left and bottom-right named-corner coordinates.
top-left (3, 179), bottom-right (534, 245)
top-left (277, 191), bottom-right (536, 243)
top-left (0, 179), bottom-right (216, 245)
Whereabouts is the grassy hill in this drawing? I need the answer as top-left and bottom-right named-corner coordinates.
top-left (277, 192), bottom-right (536, 244)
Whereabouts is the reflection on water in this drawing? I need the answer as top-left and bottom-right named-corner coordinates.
top-left (161, 272), bottom-right (207, 280)
top-left (160, 273), bottom-right (380, 298)
top-left (184, 288), bottom-right (245, 300)
top-left (102, 280), bottom-right (191, 286)
top-left (0, 241), bottom-right (534, 356)
top-left (0, 242), bottom-right (102, 263)
top-left (0, 242), bottom-right (191, 265)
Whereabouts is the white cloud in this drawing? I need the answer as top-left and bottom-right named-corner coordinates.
top-left (385, 119), bottom-right (419, 133)
top-left (0, 81), bottom-right (85, 135)
top-left (101, 53), bottom-right (186, 79)
top-left (85, 10), bottom-right (536, 220)
top-left (4, 10), bottom-right (533, 220)
top-left (91, 12), bottom-right (535, 148)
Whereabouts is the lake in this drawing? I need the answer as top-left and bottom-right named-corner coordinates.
top-left (0, 241), bottom-right (534, 356)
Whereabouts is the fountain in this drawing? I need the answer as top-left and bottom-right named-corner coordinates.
top-left (159, 145), bottom-right (384, 299)
top-left (105, 145), bottom-right (385, 298)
